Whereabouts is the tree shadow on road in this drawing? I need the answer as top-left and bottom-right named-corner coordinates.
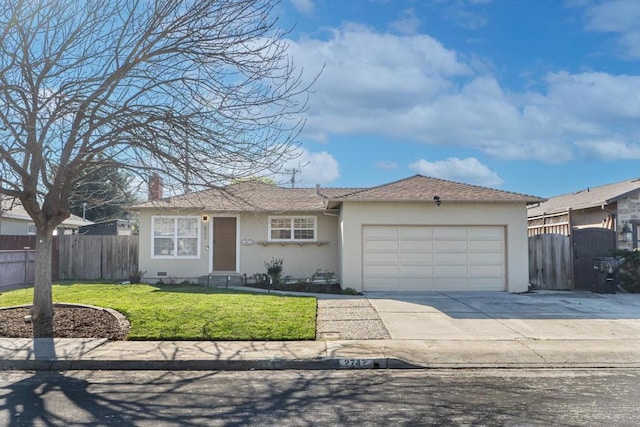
top-left (0, 369), bottom-right (582, 426)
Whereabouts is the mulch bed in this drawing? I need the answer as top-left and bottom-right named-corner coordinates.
top-left (0, 306), bottom-right (127, 340)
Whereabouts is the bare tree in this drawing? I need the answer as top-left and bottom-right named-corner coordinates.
top-left (0, 0), bottom-right (310, 336)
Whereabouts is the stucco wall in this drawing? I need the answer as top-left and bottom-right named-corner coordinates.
top-left (138, 209), bottom-right (209, 281)
top-left (339, 201), bottom-right (531, 293)
top-left (137, 209), bottom-right (339, 282)
top-left (238, 212), bottom-right (339, 280)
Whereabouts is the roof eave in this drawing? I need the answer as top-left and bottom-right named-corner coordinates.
top-left (329, 198), bottom-right (544, 204)
top-left (605, 188), bottom-right (640, 204)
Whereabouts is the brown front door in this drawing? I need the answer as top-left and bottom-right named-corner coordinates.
top-left (213, 217), bottom-right (237, 271)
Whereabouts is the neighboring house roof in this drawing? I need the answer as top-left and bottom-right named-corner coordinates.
top-left (527, 177), bottom-right (640, 217)
top-left (132, 175), bottom-right (543, 212)
top-left (0, 198), bottom-right (91, 227)
top-left (327, 175), bottom-right (544, 206)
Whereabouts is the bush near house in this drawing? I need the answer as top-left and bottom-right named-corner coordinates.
top-left (613, 249), bottom-right (640, 293)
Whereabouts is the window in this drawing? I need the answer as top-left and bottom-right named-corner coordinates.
top-left (268, 216), bottom-right (316, 241)
top-left (152, 216), bottom-right (200, 258)
top-left (27, 223), bottom-right (36, 235)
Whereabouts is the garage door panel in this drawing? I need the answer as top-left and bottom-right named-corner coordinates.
top-left (399, 227), bottom-right (433, 238)
top-left (400, 240), bottom-right (433, 251)
top-left (400, 277), bottom-right (435, 290)
top-left (468, 227), bottom-right (503, 238)
top-left (435, 240), bottom-right (468, 252)
top-left (469, 252), bottom-right (503, 264)
top-left (436, 265), bottom-right (468, 276)
top-left (365, 252), bottom-right (398, 264)
top-left (365, 265), bottom-right (399, 276)
top-left (469, 265), bottom-right (504, 277)
top-left (364, 240), bottom-right (399, 251)
top-left (363, 225), bottom-right (505, 292)
top-left (364, 226), bottom-right (398, 238)
top-left (434, 252), bottom-right (467, 264)
top-left (400, 252), bottom-right (433, 264)
top-left (433, 277), bottom-right (469, 290)
top-left (469, 240), bottom-right (502, 252)
top-left (433, 227), bottom-right (467, 238)
top-left (400, 265), bottom-right (434, 275)
top-left (364, 277), bottom-right (399, 291)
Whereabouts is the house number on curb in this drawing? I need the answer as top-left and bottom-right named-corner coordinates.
top-left (339, 359), bottom-right (374, 368)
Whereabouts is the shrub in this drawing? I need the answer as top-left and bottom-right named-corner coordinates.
top-left (264, 257), bottom-right (284, 285)
top-left (128, 270), bottom-right (145, 284)
top-left (613, 249), bottom-right (640, 293)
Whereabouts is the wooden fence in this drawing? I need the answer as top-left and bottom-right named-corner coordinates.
top-left (0, 235), bottom-right (138, 286)
top-left (528, 233), bottom-right (572, 290)
top-left (0, 248), bottom-right (35, 287)
top-left (58, 235), bottom-right (139, 281)
top-left (0, 235), bottom-right (37, 250)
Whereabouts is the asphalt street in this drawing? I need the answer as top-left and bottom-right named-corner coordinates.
top-left (1, 369), bottom-right (640, 426)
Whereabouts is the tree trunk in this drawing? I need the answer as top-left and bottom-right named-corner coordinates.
top-left (31, 231), bottom-right (54, 338)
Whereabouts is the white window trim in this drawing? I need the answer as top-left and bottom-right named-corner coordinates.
top-left (268, 215), bottom-right (317, 242)
top-left (27, 223), bottom-right (36, 235)
top-left (151, 215), bottom-right (201, 259)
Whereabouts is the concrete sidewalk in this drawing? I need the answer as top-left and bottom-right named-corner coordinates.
top-left (2, 290), bottom-right (640, 370)
top-left (2, 337), bottom-right (640, 371)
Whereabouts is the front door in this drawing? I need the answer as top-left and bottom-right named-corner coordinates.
top-left (213, 217), bottom-right (237, 271)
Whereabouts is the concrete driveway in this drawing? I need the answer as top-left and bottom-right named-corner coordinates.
top-left (365, 291), bottom-right (640, 341)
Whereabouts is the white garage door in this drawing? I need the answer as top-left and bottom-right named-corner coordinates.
top-left (363, 226), bottom-right (505, 291)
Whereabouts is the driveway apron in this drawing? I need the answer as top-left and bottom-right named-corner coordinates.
top-left (365, 291), bottom-right (640, 341)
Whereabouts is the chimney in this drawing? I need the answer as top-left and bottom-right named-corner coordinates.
top-left (148, 173), bottom-right (164, 201)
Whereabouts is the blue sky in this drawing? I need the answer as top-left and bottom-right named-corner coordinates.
top-left (272, 0), bottom-right (640, 198)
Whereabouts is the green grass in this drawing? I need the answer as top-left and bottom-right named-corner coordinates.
top-left (0, 283), bottom-right (317, 340)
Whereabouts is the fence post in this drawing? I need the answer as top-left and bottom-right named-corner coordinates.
top-left (23, 246), bottom-right (30, 284)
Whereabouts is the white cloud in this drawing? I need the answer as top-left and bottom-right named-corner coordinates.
top-left (409, 157), bottom-right (503, 187)
top-left (583, 0), bottom-right (640, 58)
top-left (290, 0), bottom-right (315, 15)
top-left (282, 149), bottom-right (340, 185)
top-left (436, 0), bottom-right (490, 30)
top-left (389, 8), bottom-right (421, 35)
top-left (576, 139), bottom-right (640, 160)
top-left (288, 24), bottom-right (640, 163)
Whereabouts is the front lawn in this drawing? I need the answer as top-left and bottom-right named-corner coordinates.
top-left (0, 283), bottom-right (317, 340)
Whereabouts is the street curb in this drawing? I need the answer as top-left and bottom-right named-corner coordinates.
top-left (4, 357), bottom-right (640, 371)
top-left (0, 357), bottom-right (423, 371)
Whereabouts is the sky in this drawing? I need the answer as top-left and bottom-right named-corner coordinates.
top-left (272, 0), bottom-right (640, 198)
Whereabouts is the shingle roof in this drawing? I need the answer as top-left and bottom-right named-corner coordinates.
top-left (328, 175), bottom-right (544, 204)
top-left (527, 177), bottom-right (640, 217)
top-left (132, 175), bottom-right (543, 212)
top-left (132, 181), bottom-right (358, 212)
top-left (0, 197), bottom-right (91, 227)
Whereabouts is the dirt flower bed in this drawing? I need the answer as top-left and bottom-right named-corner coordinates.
top-left (0, 306), bottom-right (127, 341)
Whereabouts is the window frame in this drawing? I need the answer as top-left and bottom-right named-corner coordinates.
top-left (268, 215), bottom-right (317, 242)
top-left (151, 215), bottom-right (201, 259)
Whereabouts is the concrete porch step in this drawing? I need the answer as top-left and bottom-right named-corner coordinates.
top-left (198, 274), bottom-right (245, 287)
